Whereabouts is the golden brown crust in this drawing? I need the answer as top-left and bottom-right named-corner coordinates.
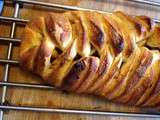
top-left (20, 10), bottom-right (160, 107)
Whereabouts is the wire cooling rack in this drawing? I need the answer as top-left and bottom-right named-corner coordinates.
top-left (1, 0), bottom-right (160, 119)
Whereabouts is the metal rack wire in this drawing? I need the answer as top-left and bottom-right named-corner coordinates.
top-left (0, 0), bottom-right (160, 119)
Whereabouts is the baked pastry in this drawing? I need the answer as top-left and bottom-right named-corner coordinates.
top-left (20, 10), bottom-right (160, 107)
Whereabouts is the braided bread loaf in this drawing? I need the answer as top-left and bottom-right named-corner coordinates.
top-left (20, 11), bottom-right (160, 107)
